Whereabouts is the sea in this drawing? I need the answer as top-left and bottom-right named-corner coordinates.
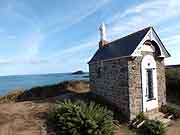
top-left (0, 73), bottom-right (89, 96)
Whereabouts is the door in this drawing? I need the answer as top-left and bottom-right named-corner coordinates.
top-left (141, 55), bottom-right (158, 112)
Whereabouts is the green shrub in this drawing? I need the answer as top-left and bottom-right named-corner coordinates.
top-left (136, 112), bottom-right (147, 122)
top-left (141, 120), bottom-right (165, 135)
top-left (48, 100), bottom-right (114, 135)
top-left (82, 93), bottom-right (128, 123)
top-left (160, 104), bottom-right (180, 119)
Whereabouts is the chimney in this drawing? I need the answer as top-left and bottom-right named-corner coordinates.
top-left (99, 22), bottom-right (108, 48)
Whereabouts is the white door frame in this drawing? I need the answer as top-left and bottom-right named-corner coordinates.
top-left (141, 55), bottom-right (158, 112)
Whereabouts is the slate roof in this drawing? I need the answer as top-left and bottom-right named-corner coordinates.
top-left (88, 27), bottom-right (151, 64)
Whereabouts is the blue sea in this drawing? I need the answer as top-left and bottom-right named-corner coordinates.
top-left (0, 73), bottom-right (89, 96)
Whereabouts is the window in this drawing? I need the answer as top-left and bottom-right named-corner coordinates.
top-left (97, 61), bottom-right (103, 78)
top-left (97, 67), bottom-right (101, 78)
top-left (146, 69), bottom-right (154, 100)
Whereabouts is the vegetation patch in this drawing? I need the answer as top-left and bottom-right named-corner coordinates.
top-left (129, 112), bottom-right (147, 129)
top-left (130, 113), bottom-right (166, 135)
top-left (160, 104), bottom-right (180, 119)
top-left (17, 80), bottom-right (89, 101)
top-left (79, 93), bottom-right (128, 123)
top-left (140, 120), bottom-right (166, 135)
top-left (0, 89), bottom-right (24, 103)
top-left (48, 99), bottom-right (115, 135)
top-left (166, 67), bottom-right (180, 104)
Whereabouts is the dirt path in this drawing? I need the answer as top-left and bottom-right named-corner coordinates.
top-left (0, 102), bottom-right (49, 135)
top-left (115, 125), bottom-right (136, 135)
top-left (167, 120), bottom-right (180, 135)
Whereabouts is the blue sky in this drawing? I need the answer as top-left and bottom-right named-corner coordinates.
top-left (0, 0), bottom-right (180, 76)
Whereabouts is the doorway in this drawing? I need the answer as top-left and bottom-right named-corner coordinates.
top-left (141, 55), bottom-right (158, 112)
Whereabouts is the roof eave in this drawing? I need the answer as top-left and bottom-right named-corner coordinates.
top-left (88, 55), bottom-right (132, 64)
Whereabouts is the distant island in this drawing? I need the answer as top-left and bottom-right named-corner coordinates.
top-left (72, 70), bottom-right (85, 75)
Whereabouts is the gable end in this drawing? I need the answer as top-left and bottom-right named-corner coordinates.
top-left (131, 27), bottom-right (171, 58)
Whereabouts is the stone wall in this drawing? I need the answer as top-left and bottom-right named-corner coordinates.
top-left (156, 58), bottom-right (166, 106)
top-left (128, 57), bottom-right (143, 120)
top-left (89, 58), bottom-right (130, 118)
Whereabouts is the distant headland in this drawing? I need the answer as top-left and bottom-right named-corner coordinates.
top-left (72, 70), bottom-right (86, 75)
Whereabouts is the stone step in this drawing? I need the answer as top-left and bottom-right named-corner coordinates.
top-left (144, 112), bottom-right (172, 127)
top-left (145, 112), bottom-right (165, 120)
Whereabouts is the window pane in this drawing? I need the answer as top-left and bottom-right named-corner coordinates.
top-left (147, 69), bottom-right (154, 99)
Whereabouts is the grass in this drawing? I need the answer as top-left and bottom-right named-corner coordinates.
top-left (0, 89), bottom-right (24, 103)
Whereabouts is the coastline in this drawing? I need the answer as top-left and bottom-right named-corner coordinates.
top-left (0, 73), bottom-right (89, 96)
top-left (0, 80), bottom-right (90, 103)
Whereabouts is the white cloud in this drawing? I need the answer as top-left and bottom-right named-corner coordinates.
top-left (0, 0), bottom-right (39, 26)
top-left (7, 35), bottom-right (17, 40)
top-left (50, 40), bottom-right (96, 64)
top-left (163, 35), bottom-right (180, 45)
top-left (0, 1), bottom-right (45, 65)
top-left (106, 0), bottom-right (180, 40)
top-left (0, 57), bottom-right (48, 65)
top-left (159, 23), bottom-right (180, 36)
top-left (56, 40), bottom-right (96, 56)
top-left (1, 29), bottom-right (46, 65)
top-left (0, 59), bottom-right (13, 65)
top-left (162, 34), bottom-right (180, 65)
top-left (21, 29), bottom-right (45, 60)
top-left (0, 28), bottom-right (4, 33)
top-left (0, 0), bottom-right (109, 67)
top-left (44, 0), bottom-right (111, 34)
top-left (28, 59), bottom-right (49, 65)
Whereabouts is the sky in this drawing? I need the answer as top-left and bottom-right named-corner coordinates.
top-left (0, 0), bottom-right (180, 76)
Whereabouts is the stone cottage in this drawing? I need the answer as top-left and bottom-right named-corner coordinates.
top-left (88, 23), bottom-right (171, 120)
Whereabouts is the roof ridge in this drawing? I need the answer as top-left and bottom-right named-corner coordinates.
top-left (107, 26), bottom-right (151, 45)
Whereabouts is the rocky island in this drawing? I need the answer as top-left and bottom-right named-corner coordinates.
top-left (71, 70), bottom-right (85, 75)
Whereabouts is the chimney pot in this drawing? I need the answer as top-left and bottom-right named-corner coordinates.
top-left (99, 22), bottom-right (108, 48)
